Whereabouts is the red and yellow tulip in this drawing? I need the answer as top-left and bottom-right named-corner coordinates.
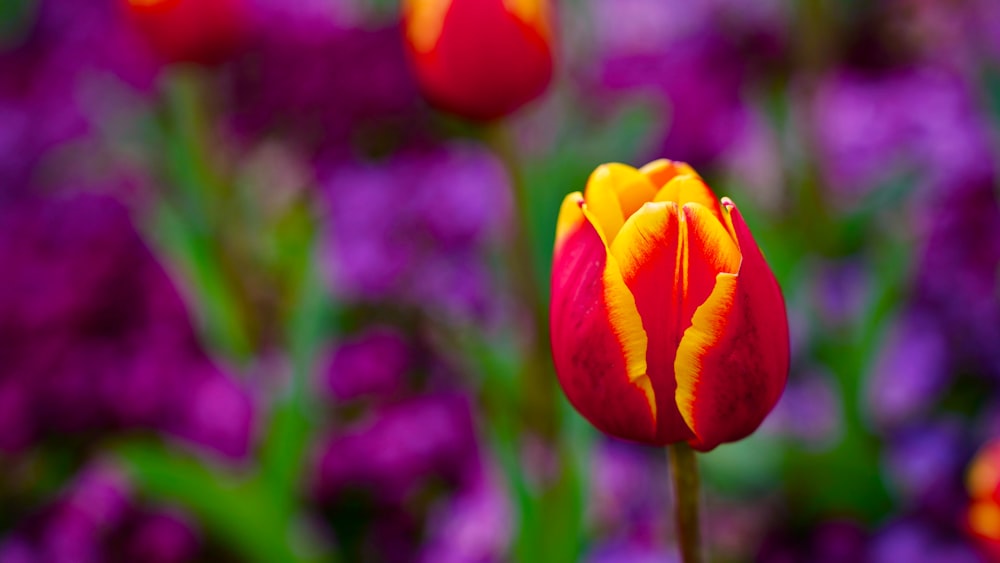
top-left (549, 159), bottom-right (789, 451)
top-left (401, 0), bottom-right (554, 121)
top-left (967, 441), bottom-right (1000, 558)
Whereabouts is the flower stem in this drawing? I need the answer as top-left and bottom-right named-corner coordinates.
top-left (484, 122), bottom-right (558, 438)
top-left (669, 442), bottom-right (702, 563)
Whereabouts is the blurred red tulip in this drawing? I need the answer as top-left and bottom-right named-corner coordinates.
top-left (967, 441), bottom-right (1000, 559)
top-left (402, 0), bottom-right (554, 121)
top-left (549, 160), bottom-right (789, 451)
top-left (122, 0), bottom-right (249, 65)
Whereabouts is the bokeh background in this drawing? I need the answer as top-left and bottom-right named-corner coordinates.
top-left (2, 0), bottom-right (1000, 561)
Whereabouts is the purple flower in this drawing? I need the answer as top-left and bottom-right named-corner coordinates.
top-left (314, 393), bottom-right (481, 504)
top-left (761, 368), bottom-right (843, 450)
top-left (866, 310), bottom-right (950, 429)
top-left (585, 541), bottom-right (679, 563)
top-left (0, 0), bottom-right (158, 197)
top-left (888, 0), bottom-right (1000, 69)
top-left (312, 392), bottom-right (494, 560)
top-left (418, 465), bottom-right (512, 563)
top-left (0, 463), bottom-right (200, 563)
top-left (757, 520), bottom-right (868, 563)
top-left (915, 177), bottom-right (1000, 378)
top-left (165, 364), bottom-right (256, 460)
top-left (0, 194), bottom-right (254, 458)
top-left (870, 519), bottom-right (983, 563)
top-left (321, 327), bottom-right (411, 402)
top-left (588, 439), bottom-right (667, 534)
top-left (224, 12), bottom-right (421, 161)
top-left (594, 34), bottom-right (749, 167)
top-left (581, 0), bottom-right (788, 168)
top-left (810, 67), bottom-right (994, 204)
top-left (883, 419), bottom-right (968, 517)
top-left (811, 260), bottom-right (871, 330)
top-left (319, 143), bottom-right (511, 321)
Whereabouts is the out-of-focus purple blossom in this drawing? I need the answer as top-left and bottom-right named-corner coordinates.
top-left (0, 464), bottom-right (200, 563)
top-left (761, 368), bottom-right (843, 450)
top-left (321, 327), bottom-right (411, 402)
top-left (166, 365), bottom-right (256, 460)
top-left (0, 0), bottom-right (158, 197)
top-left (25, 0), bottom-right (159, 84)
top-left (586, 0), bottom-right (788, 62)
top-left (758, 520), bottom-right (868, 563)
top-left (585, 540), bottom-right (679, 563)
top-left (593, 34), bottom-right (749, 167)
top-left (720, 110), bottom-right (785, 210)
top-left (810, 67), bottom-right (994, 203)
top-left (319, 143), bottom-right (511, 321)
top-left (706, 499), bottom-right (776, 561)
top-left (889, 0), bottom-right (1000, 69)
top-left (224, 8), bottom-right (421, 161)
top-left (870, 518), bottom-right (983, 563)
top-left (811, 260), bottom-right (871, 330)
top-left (866, 310), bottom-right (949, 429)
top-left (582, 0), bottom-right (788, 168)
top-left (419, 465), bottom-right (512, 563)
top-left (883, 419), bottom-right (968, 517)
top-left (314, 393), bottom-right (481, 505)
top-left (588, 439), bottom-right (665, 533)
top-left (0, 194), bottom-right (253, 459)
top-left (915, 178), bottom-right (1000, 378)
top-left (113, 511), bottom-right (201, 563)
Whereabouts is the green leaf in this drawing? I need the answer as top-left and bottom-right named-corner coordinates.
top-left (150, 203), bottom-right (254, 359)
top-left (114, 439), bottom-right (328, 563)
top-left (259, 253), bottom-right (330, 515)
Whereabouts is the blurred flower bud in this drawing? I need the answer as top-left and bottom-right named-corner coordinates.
top-left (121, 0), bottom-right (249, 65)
top-left (402, 0), bottom-right (554, 120)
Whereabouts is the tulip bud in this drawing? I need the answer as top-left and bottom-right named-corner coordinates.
top-left (402, 0), bottom-right (554, 121)
top-left (967, 441), bottom-right (1000, 558)
top-left (549, 160), bottom-right (789, 451)
top-left (122, 0), bottom-right (249, 65)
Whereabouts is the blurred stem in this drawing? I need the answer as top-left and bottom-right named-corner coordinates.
top-left (484, 122), bottom-right (558, 438)
top-left (795, 0), bottom-right (837, 74)
top-left (669, 443), bottom-right (702, 563)
top-left (159, 69), bottom-right (260, 360)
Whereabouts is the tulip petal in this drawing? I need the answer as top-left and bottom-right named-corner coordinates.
top-left (679, 203), bottom-right (742, 325)
top-left (654, 175), bottom-right (725, 224)
top-left (674, 200), bottom-right (789, 451)
top-left (583, 163), bottom-right (658, 241)
top-left (503, 0), bottom-right (551, 37)
top-left (403, 0), bottom-right (452, 54)
top-left (550, 194), bottom-right (658, 442)
top-left (555, 192), bottom-right (586, 253)
top-left (583, 173), bottom-right (625, 242)
top-left (610, 201), bottom-right (693, 443)
top-left (639, 159), bottom-right (697, 190)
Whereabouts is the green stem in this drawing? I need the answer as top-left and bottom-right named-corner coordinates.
top-left (669, 442), bottom-right (702, 563)
top-left (484, 122), bottom-right (558, 438)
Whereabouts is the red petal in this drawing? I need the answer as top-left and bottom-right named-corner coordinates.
top-left (404, 0), bottom-right (553, 120)
top-left (550, 194), bottom-right (658, 443)
top-left (675, 200), bottom-right (789, 451)
top-left (610, 201), bottom-right (692, 444)
top-left (679, 203), bottom-right (741, 326)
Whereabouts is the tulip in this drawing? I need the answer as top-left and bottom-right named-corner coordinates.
top-left (967, 441), bottom-right (1000, 558)
top-left (401, 0), bottom-right (554, 121)
top-left (549, 159), bottom-right (789, 451)
top-left (121, 0), bottom-right (249, 65)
